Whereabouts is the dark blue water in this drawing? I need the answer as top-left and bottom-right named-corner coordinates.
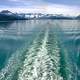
top-left (0, 20), bottom-right (80, 80)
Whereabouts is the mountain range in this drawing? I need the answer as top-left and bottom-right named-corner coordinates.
top-left (0, 10), bottom-right (80, 21)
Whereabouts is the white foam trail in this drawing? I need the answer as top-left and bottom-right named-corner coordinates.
top-left (0, 29), bottom-right (43, 80)
top-left (18, 30), bottom-right (46, 80)
top-left (0, 49), bottom-right (23, 80)
top-left (18, 29), bottom-right (63, 80)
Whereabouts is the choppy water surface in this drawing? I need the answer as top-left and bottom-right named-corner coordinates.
top-left (0, 20), bottom-right (80, 80)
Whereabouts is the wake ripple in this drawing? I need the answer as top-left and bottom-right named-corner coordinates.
top-left (18, 28), bottom-right (63, 80)
top-left (0, 28), bottom-right (44, 80)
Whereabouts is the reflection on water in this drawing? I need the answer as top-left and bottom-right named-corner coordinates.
top-left (0, 20), bottom-right (80, 80)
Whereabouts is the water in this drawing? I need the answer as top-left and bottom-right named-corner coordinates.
top-left (0, 20), bottom-right (80, 80)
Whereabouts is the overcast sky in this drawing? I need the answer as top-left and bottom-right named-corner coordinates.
top-left (0, 0), bottom-right (80, 15)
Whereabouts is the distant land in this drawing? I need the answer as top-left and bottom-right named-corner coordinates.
top-left (0, 10), bottom-right (80, 21)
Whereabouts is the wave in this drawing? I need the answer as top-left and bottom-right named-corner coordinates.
top-left (0, 27), bottom-right (45, 80)
top-left (0, 26), bottom-right (72, 80)
top-left (18, 28), bottom-right (63, 80)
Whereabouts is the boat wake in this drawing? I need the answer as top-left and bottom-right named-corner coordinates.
top-left (0, 27), bottom-right (70, 80)
top-left (18, 28), bottom-right (63, 80)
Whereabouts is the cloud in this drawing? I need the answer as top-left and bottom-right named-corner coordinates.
top-left (0, 4), bottom-right (80, 16)
top-left (0, 0), bottom-right (80, 15)
top-left (9, 0), bottom-right (19, 1)
top-left (44, 0), bottom-right (80, 6)
top-left (6, 0), bottom-right (46, 7)
top-left (46, 4), bottom-right (80, 16)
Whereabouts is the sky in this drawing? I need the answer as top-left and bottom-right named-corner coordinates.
top-left (0, 0), bottom-right (80, 15)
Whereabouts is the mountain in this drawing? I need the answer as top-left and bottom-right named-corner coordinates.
top-left (36, 14), bottom-right (75, 20)
top-left (0, 10), bottom-right (79, 21)
top-left (0, 10), bottom-right (27, 21)
top-left (76, 15), bottom-right (80, 19)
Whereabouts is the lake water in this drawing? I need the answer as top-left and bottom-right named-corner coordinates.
top-left (0, 20), bottom-right (80, 80)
